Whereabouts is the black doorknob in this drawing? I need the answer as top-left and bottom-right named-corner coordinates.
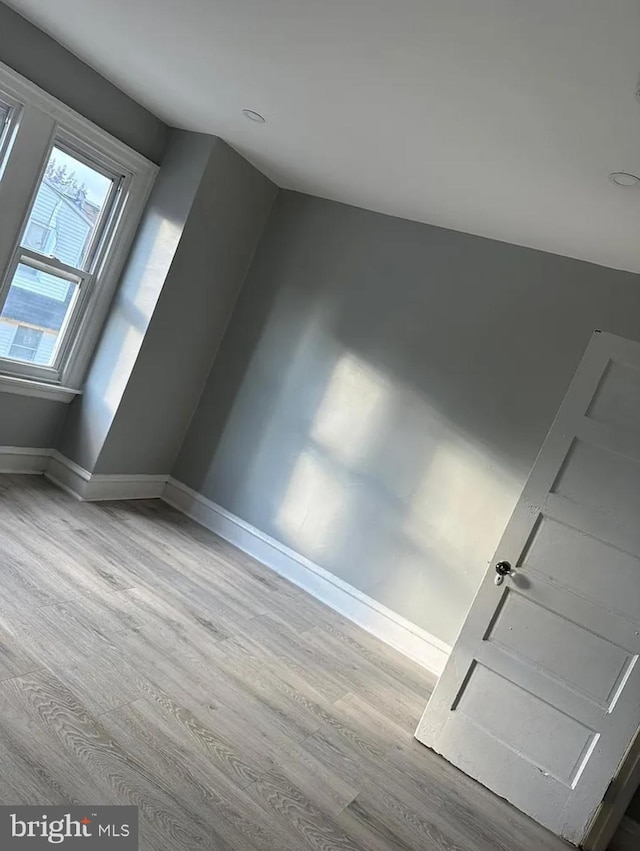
top-left (495, 560), bottom-right (512, 576)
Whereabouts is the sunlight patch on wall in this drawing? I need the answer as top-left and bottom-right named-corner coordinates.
top-left (91, 213), bottom-right (182, 417)
top-left (95, 323), bottom-right (144, 417)
top-left (276, 450), bottom-right (348, 553)
top-left (273, 347), bottom-right (520, 638)
top-left (127, 214), bottom-right (183, 319)
top-left (405, 436), bottom-right (518, 577)
top-left (311, 352), bottom-right (390, 465)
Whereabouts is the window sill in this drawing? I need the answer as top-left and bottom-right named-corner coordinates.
top-left (0, 373), bottom-right (81, 402)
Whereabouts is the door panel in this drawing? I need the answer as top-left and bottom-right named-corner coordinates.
top-left (553, 440), bottom-right (640, 525)
top-left (455, 662), bottom-right (599, 785)
top-left (484, 592), bottom-right (634, 708)
top-left (587, 359), bottom-right (640, 431)
top-left (415, 331), bottom-right (640, 844)
top-left (521, 516), bottom-right (640, 622)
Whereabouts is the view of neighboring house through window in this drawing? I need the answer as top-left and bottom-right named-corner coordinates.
top-left (0, 145), bottom-right (117, 367)
top-left (8, 325), bottom-right (43, 362)
top-left (24, 221), bottom-right (53, 253)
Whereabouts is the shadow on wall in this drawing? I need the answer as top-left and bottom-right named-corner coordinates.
top-left (57, 125), bottom-right (216, 473)
top-left (173, 193), bottom-right (640, 645)
top-left (97, 214), bottom-right (184, 419)
top-left (59, 210), bottom-right (182, 469)
top-left (277, 350), bottom-right (519, 629)
top-left (172, 212), bottom-right (550, 642)
top-left (191, 295), bottom-right (518, 645)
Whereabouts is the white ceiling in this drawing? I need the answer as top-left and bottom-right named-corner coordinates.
top-left (7, 0), bottom-right (640, 271)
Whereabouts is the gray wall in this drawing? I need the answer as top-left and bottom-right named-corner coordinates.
top-left (0, 3), bottom-right (167, 163)
top-left (0, 393), bottom-right (65, 446)
top-left (93, 139), bottom-right (276, 475)
top-left (58, 129), bottom-right (215, 471)
top-left (173, 191), bottom-right (640, 646)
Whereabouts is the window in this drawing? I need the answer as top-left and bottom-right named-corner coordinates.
top-left (8, 325), bottom-right (43, 362)
top-left (0, 101), bottom-right (11, 143)
top-left (0, 144), bottom-right (120, 372)
top-left (24, 221), bottom-right (53, 253)
top-left (0, 97), bottom-right (17, 181)
top-left (0, 63), bottom-right (156, 397)
top-left (23, 144), bottom-right (117, 268)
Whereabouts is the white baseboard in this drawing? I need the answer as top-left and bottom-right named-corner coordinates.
top-left (45, 451), bottom-right (91, 499)
top-left (3, 451), bottom-right (451, 676)
top-left (45, 451), bottom-right (166, 501)
top-left (163, 476), bottom-right (451, 677)
top-left (87, 472), bottom-right (167, 501)
top-left (0, 446), bottom-right (52, 474)
top-left (608, 817), bottom-right (640, 851)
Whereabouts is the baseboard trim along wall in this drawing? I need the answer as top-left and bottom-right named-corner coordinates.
top-left (0, 446), bottom-right (52, 474)
top-left (163, 476), bottom-right (452, 676)
top-left (45, 451), bottom-right (166, 502)
top-left (0, 447), bottom-right (451, 677)
top-left (608, 817), bottom-right (640, 851)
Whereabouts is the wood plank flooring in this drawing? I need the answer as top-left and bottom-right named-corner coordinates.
top-left (0, 474), bottom-right (572, 851)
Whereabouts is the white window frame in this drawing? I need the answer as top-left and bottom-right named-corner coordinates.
top-left (0, 61), bottom-right (157, 402)
top-left (0, 91), bottom-right (20, 180)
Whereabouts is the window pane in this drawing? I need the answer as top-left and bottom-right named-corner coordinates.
top-left (8, 325), bottom-right (43, 362)
top-left (0, 101), bottom-right (14, 174)
top-left (0, 263), bottom-right (80, 366)
top-left (21, 145), bottom-right (115, 269)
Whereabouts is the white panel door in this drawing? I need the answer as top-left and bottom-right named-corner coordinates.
top-left (415, 330), bottom-right (640, 845)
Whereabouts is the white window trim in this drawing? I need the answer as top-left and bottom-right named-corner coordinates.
top-left (0, 60), bottom-right (158, 402)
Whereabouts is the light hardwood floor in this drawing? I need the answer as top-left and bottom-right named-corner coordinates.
top-left (0, 474), bottom-right (572, 851)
